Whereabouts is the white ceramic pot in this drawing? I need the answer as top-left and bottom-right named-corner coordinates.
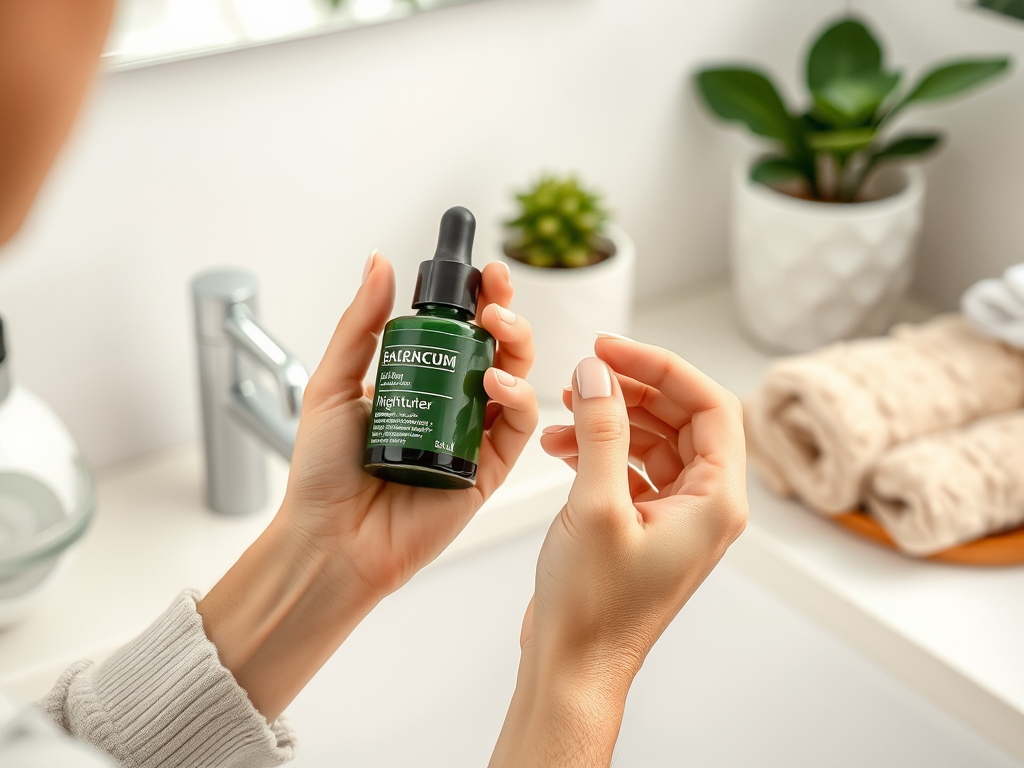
top-left (729, 160), bottom-right (925, 353)
top-left (504, 223), bottom-right (636, 402)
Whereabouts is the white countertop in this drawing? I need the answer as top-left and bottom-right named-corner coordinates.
top-left (0, 413), bottom-right (575, 700)
top-left (1, 280), bottom-right (1022, 762)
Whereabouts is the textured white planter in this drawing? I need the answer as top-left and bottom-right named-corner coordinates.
top-left (729, 161), bottom-right (925, 353)
top-left (504, 223), bottom-right (636, 402)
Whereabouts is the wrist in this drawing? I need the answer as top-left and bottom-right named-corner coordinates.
top-left (197, 510), bottom-right (380, 721)
top-left (518, 640), bottom-right (635, 715)
top-left (525, 618), bottom-right (647, 695)
top-left (276, 495), bottom-right (389, 606)
top-left (490, 644), bottom-right (633, 768)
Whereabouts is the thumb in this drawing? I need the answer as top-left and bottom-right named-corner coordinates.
top-left (519, 596), bottom-right (534, 649)
top-left (306, 251), bottom-right (396, 406)
top-left (567, 357), bottom-right (633, 517)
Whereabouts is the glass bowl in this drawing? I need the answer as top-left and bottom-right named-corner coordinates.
top-left (0, 456), bottom-right (95, 628)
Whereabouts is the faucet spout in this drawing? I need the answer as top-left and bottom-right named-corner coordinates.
top-left (191, 269), bottom-right (310, 515)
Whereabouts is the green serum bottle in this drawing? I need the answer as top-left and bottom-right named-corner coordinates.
top-left (363, 206), bottom-right (495, 489)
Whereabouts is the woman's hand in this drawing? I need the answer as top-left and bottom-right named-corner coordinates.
top-left (489, 338), bottom-right (747, 768)
top-left (198, 252), bottom-right (537, 721)
top-left (283, 251), bottom-right (537, 596)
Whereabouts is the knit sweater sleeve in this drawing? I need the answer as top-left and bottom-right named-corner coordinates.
top-left (35, 590), bottom-right (297, 768)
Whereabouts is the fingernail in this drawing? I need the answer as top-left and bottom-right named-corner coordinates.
top-left (596, 330), bottom-right (635, 342)
top-left (547, 447), bottom-right (579, 458)
top-left (362, 250), bottom-right (378, 284)
top-left (497, 260), bottom-right (511, 281)
top-left (494, 368), bottom-right (515, 387)
top-left (542, 424), bottom-right (570, 434)
top-left (574, 357), bottom-right (612, 399)
top-left (495, 305), bottom-right (516, 324)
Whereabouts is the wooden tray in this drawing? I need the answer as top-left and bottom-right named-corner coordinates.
top-left (832, 512), bottom-right (1024, 566)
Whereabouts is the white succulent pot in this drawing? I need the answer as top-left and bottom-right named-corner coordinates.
top-left (729, 160), bottom-right (925, 353)
top-left (504, 223), bottom-right (636, 402)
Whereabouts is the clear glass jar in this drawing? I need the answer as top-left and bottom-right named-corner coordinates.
top-left (0, 380), bottom-right (95, 628)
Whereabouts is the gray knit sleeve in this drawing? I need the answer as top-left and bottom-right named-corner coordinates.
top-left (35, 590), bottom-right (297, 768)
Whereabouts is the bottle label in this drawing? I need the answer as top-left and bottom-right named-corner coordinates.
top-left (367, 326), bottom-right (493, 464)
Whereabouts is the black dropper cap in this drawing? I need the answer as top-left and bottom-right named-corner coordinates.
top-left (0, 316), bottom-right (6, 366)
top-left (412, 206), bottom-right (482, 318)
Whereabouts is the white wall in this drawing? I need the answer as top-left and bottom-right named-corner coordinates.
top-left (2, 0), bottom-right (1023, 469)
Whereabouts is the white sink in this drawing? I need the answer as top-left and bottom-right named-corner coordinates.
top-left (284, 527), bottom-right (1020, 767)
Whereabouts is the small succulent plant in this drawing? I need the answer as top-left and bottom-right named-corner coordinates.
top-left (696, 16), bottom-right (1010, 202)
top-left (504, 175), bottom-right (611, 268)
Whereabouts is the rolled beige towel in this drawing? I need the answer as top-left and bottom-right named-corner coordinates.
top-left (747, 314), bottom-right (1024, 513)
top-left (866, 411), bottom-right (1024, 556)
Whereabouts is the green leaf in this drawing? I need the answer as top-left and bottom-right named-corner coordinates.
top-left (851, 133), bottom-right (942, 201)
top-left (812, 71), bottom-right (901, 127)
top-left (750, 156), bottom-right (810, 186)
top-left (800, 111), bottom-right (831, 132)
top-left (869, 133), bottom-right (942, 164)
top-left (696, 68), bottom-right (797, 147)
top-left (806, 127), bottom-right (876, 153)
top-left (978, 0), bottom-right (1024, 21)
top-left (807, 19), bottom-right (883, 91)
top-left (899, 58), bottom-right (1010, 108)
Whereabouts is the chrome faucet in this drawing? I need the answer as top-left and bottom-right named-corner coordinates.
top-left (191, 270), bottom-right (309, 515)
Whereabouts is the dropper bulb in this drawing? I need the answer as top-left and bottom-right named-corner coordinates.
top-left (411, 205), bottom-right (482, 318)
top-left (433, 206), bottom-right (476, 263)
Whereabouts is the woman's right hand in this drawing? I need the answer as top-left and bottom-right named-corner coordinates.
top-left (489, 338), bottom-right (748, 768)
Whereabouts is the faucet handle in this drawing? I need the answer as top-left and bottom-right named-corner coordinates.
top-left (192, 269), bottom-right (259, 339)
top-left (225, 304), bottom-right (309, 417)
top-left (191, 268), bottom-right (309, 513)
top-left (191, 269), bottom-right (309, 419)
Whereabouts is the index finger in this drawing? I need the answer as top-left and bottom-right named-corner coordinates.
top-left (476, 261), bottom-right (513, 314)
top-left (594, 337), bottom-right (744, 464)
top-left (477, 261), bottom-right (534, 379)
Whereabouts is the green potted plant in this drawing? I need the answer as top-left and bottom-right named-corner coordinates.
top-left (696, 16), bottom-right (1010, 352)
top-left (502, 174), bottom-right (636, 400)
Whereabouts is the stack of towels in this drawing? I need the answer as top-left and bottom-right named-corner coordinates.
top-left (745, 308), bottom-right (1024, 557)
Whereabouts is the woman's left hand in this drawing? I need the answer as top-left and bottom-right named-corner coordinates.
top-left (198, 252), bottom-right (537, 721)
top-left (283, 251), bottom-right (538, 597)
